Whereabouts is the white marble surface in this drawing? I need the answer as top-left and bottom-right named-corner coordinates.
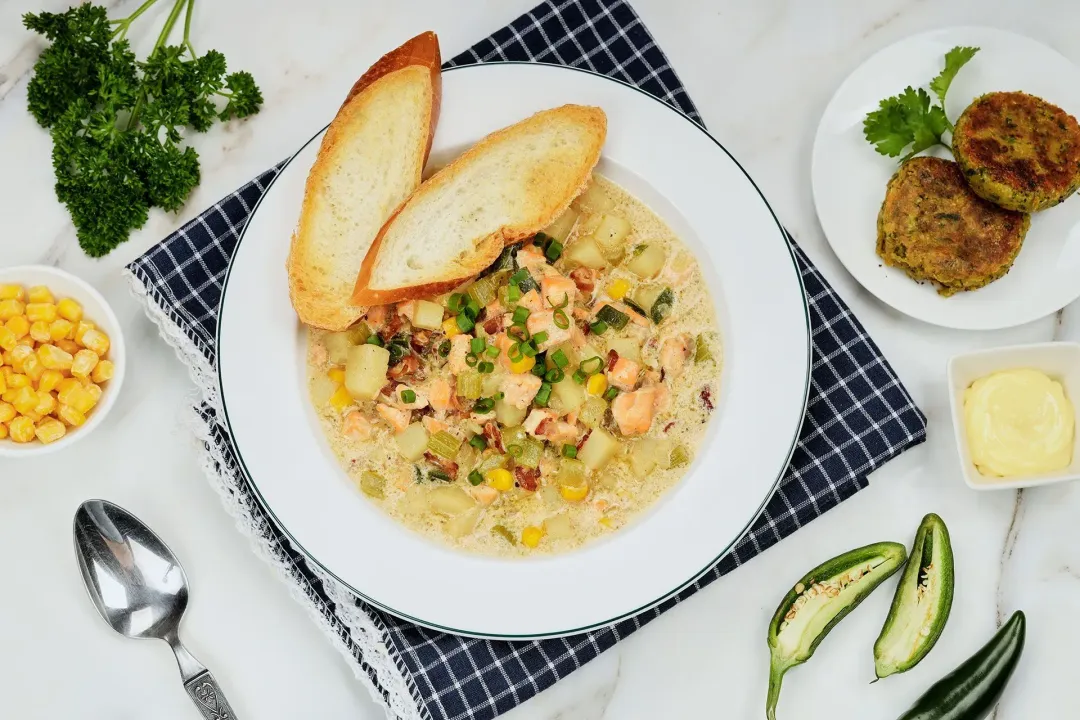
top-left (1, 0), bottom-right (1078, 717)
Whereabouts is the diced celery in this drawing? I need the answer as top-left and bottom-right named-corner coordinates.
top-left (427, 430), bottom-right (462, 459)
top-left (467, 272), bottom-right (505, 308)
top-left (517, 437), bottom-right (544, 468)
top-left (695, 333), bottom-right (716, 363)
top-left (492, 524), bottom-right (516, 545)
top-left (670, 444), bottom-right (692, 468)
top-left (456, 370), bottom-right (483, 400)
top-left (359, 471), bottom-right (386, 499)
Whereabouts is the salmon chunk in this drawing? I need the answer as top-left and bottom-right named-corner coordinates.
top-left (518, 289), bottom-right (546, 312)
top-left (447, 334), bottom-right (472, 375)
top-left (516, 245), bottom-right (550, 274)
top-left (501, 374), bottom-right (543, 409)
top-left (660, 333), bottom-right (693, 378)
top-left (607, 357), bottom-right (641, 391)
top-left (540, 274), bottom-right (577, 309)
top-left (376, 403), bottom-right (411, 434)
top-left (526, 310), bottom-right (571, 352)
top-left (523, 408), bottom-right (557, 436)
top-left (542, 420), bottom-right (579, 444)
top-left (428, 378), bottom-right (456, 414)
top-left (611, 387), bottom-right (657, 435)
top-left (342, 411), bottom-right (372, 440)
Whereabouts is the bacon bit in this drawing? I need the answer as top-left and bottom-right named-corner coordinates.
top-left (663, 421), bottom-right (676, 433)
top-left (483, 421), bottom-right (505, 453)
top-left (482, 314), bottom-right (504, 335)
top-left (700, 385), bottom-right (714, 411)
top-left (605, 349), bottom-right (619, 371)
top-left (379, 312), bottom-right (404, 341)
top-left (570, 267), bottom-right (597, 295)
top-left (379, 384), bottom-right (394, 397)
top-left (514, 466), bottom-right (541, 492)
top-left (576, 430), bottom-right (591, 451)
top-left (424, 452), bottom-right (459, 478)
top-left (410, 330), bottom-right (433, 354)
top-left (535, 417), bottom-right (553, 436)
top-left (388, 354), bottom-right (419, 381)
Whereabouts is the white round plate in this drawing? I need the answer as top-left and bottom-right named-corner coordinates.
top-left (813, 27), bottom-right (1080, 330)
top-left (218, 63), bottom-right (810, 638)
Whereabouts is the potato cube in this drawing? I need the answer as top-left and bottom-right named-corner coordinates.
top-left (71, 349), bottom-right (99, 379)
top-left (90, 360), bottom-right (114, 384)
top-left (0, 325), bottom-right (17, 351)
top-left (345, 344), bottom-right (390, 401)
top-left (35, 417), bottom-right (66, 444)
top-left (56, 339), bottom-right (80, 355)
top-left (0, 284), bottom-right (24, 302)
top-left (0, 300), bottom-right (25, 321)
top-left (0, 402), bottom-right (14, 423)
top-left (11, 386), bottom-right (39, 415)
top-left (56, 298), bottom-right (83, 323)
top-left (29, 320), bottom-right (51, 343)
top-left (27, 286), bottom-right (54, 304)
top-left (25, 303), bottom-right (58, 323)
top-left (38, 344), bottom-right (74, 371)
top-left (34, 391), bottom-right (57, 417)
top-left (6, 315), bottom-right (29, 339)
top-left (49, 319), bottom-right (74, 342)
top-left (80, 328), bottom-right (110, 356)
top-left (8, 415), bottom-right (34, 443)
top-left (38, 369), bottom-right (64, 395)
top-left (58, 404), bottom-right (87, 427)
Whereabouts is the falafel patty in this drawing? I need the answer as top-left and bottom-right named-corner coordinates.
top-left (953, 91), bottom-right (1080, 212)
top-left (877, 156), bottom-right (1030, 296)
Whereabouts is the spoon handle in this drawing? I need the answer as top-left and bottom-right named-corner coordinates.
top-left (185, 670), bottom-right (238, 720)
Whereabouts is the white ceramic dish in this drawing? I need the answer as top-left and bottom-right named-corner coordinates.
top-left (947, 342), bottom-right (1080, 490)
top-left (217, 63), bottom-right (811, 638)
top-left (0, 265), bottom-right (125, 458)
top-left (813, 27), bottom-right (1080, 330)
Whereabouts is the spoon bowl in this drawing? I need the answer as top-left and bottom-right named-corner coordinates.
top-left (73, 500), bottom-right (238, 719)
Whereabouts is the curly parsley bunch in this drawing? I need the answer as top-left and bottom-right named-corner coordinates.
top-left (25, 0), bottom-right (263, 257)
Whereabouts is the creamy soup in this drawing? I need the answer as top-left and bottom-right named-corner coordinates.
top-left (307, 176), bottom-right (722, 556)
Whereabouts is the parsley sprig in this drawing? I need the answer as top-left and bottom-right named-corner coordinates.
top-left (24, 0), bottom-right (263, 257)
top-left (863, 46), bottom-right (979, 161)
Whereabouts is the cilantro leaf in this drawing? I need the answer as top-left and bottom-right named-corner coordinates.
top-left (929, 46), bottom-right (979, 105)
top-left (862, 45), bottom-right (979, 161)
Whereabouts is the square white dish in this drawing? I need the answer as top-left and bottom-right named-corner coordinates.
top-left (947, 342), bottom-right (1080, 490)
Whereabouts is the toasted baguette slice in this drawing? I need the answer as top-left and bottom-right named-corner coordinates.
top-left (352, 105), bottom-right (607, 306)
top-left (287, 31), bottom-right (441, 330)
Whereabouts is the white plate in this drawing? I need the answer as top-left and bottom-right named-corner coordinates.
top-left (812, 27), bottom-right (1080, 330)
top-left (218, 63), bottom-right (810, 638)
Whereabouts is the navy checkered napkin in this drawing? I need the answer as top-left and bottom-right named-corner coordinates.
top-left (127, 1), bottom-right (927, 718)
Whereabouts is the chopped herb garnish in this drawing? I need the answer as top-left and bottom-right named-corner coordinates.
top-left (534, 382), bottom-right (552, 407)
top-left (573, 369), bottom-right (587, 384)
top-left (561, 444), bottom-right (578, 459)
top-left (470, 337), bottom-right (486, 353)
top-left (508, 343), bottom-right (524, 362)
top-left (521, 342), bottom-right (538, 358)
top-left (468, 469), bottom-right (484, 486)
top-left (448, 294), bottom-right (465, 313)
top-left (400, 389), bottom-right (416, 404)
top-left (531, 360), bottom-right (548, 378)
top-left (469, 435), bottom-right (488, 450)
top-left (428, 469), bottom-right (452, 482)
top-left (545, 367), bottom-right (564, 383)
top-left (456, 314), bottom-right (475, 333)
top-left (532, 331), bottom-right (548, 345)
top-left (465, 352), bottom-right (479, 367)
top-left (365, 334), bottom-right (384, 347)
top-left (485, 345), bottom-right (500, 358)
top-left (579, 356), bottom-right (604, 375)
top-left (512, 306), bottom-right (530, 324)
top-left (508, 285), bottom-right (522, 303)
top-left (551, 349), bottom-right (569, 368)
top-left (478, 361), bottom-right (495, 374)
top-left (545, 240), bottom-right (563, 262)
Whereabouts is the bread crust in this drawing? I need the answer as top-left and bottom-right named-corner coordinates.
top-left (287, 32), bottom-right (441, 330)
top-left (352, 105), bottom-right (607, 306)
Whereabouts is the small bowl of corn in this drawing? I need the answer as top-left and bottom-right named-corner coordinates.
top-left (0, 265), bottom-right (125, 457)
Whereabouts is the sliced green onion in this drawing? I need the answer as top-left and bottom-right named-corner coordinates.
top-left (468, 469), bottom-right (484, 486)
top-left (469, 435), bottom-right (488, 450)
top-left (485, 345), bottom-right (500, 358)
top-left (534, 382), bottom-right (552, 407)
top-left (589, 319), bottom-right (608, 335)
top-left (365, 334), bottom-right (385, 347)
top-left (400, 389), bottom-right (416, 404)
top-left (465, 352), bottom-right (479, 367)
top-left (551, 349), bottom-right (569, 368)
top-left (531, 360), bottom-right (547, 378)
top-left (545, 367), bottom-right (564, 383)
top-left (552, 292), bottom-right (570, 310)
top-left (573, 369), bottom-right (587, 384)
top-left (561, 444), bottom-right (578, 459)
top-left (545, 240), bottom-right (563, 262)
top-left (508, 343), bottom-right (524, 362)
top-left (532, 331), bottom-right (548, 345)
top-left (456, 314), bottom-right (475, 333)
top-left (494, 392), bottom-right (505, 400)
top-left (463, 295), bottom-right (481, 320)
top-left (553, 309), bottom-right (570, 329)
top-left (438, 339), bottom-right (451, 357)
top-left (448, 294), bottom-right (465, 313)
top-left (508, 285), bottom-right (522, 303)
top-left (596, 304), bottom-right (629, 330)
top-left (478, 361), bottom-right (495, 374)
top-left (470, 337), bottom-right (486, 353)
top-left (521, 342), bottom-right (538, 358)
top-left (512, 306), bottom-right (530, 324)
top-left (507, 443), bottom-right (524, 458)
top-left (579, 356), bottom-right (604, 375)
top-left (509, 268), bottom-right (529, 286)
top-left (473, 397), bottom-right (495, 413)
top-left (603, 386), bottom-right (619, 401)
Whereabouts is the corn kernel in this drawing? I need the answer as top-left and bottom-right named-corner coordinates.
top-left (58, 404), bottom-right (87, 427)
top-left (0, 299), bottom-right (24, 321)
top-left (6, 373), bottom-right (28, 390)
top-left (37, 344), bottom-right (74, 371)
top-left (441, 316), bottom-right (462, 338)
top-left (509, 354), bottom-right (536, 374)
top-left (49, 319), bottom-right (74, 342)
top-left (559, 483), bottom-right (590, 502)
top-left (34, 417), bottom-right (66, 444)
top-left (0, 402), bottom-right (14, 424)
top-left (56, 297), bottom-right (83, 323)
top-left (29, 320), bottom-right (51, 343)
top-left (486, 468), bottom-right (514, 491)
top-left (56, 338), bottom-right (80, 355)
top-left (63, 385), bottom-right (96, 414)
top-left (586, 373), bottom-right (608, 396)
top-left (25, 303), bottom-right (58, 323)
top-left (8, 416), bottom-right (34, 443)
top-left (598, 516), bottom-right (614, 528)
top-left (71, 349), bottom-right (99, 379)
top-left (27, 286), bottom-right (54, 304)
top-left (0, 284), bottom-right (24, 302)
top-left (56, 377), bottom-right (81, 397)
top-left (0, 373), bottom-right (5, 395)
top-left (0, 325), bottom-right (17, 351)
top-left (607, 278), bottom-right (632, 301)
top-left (521, 526), bottom-right (544, 548)
top-left (74, 321), bottom-right (95, 344)
top-left (0, 423), bottom-right (7, 440)
top-left (6, 315), bottom-right (29, 339)
top-left (34, 391), bottom-right (57, 417)
top-left (10, 344), bottom-right (33, 366)
top-left (85, 383), bottom-right (102, 404)
top-left (11, 386), bottom-right (39, 415)
top-left (327, 367), bottom-right (346, 384)
top-left (91, 360), bottom-right (114, 384)
top-left (329, 385), bottom-right (353, 411)
top-left (38, 369), bottom-right (63, 394)
top-left (21, 354), bottom-right (44, 383)
top-left (80, 328), bottom-right (110, 356)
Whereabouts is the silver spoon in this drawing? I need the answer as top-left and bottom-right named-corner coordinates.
top-left (74, 499), bottom-right (238, 719)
